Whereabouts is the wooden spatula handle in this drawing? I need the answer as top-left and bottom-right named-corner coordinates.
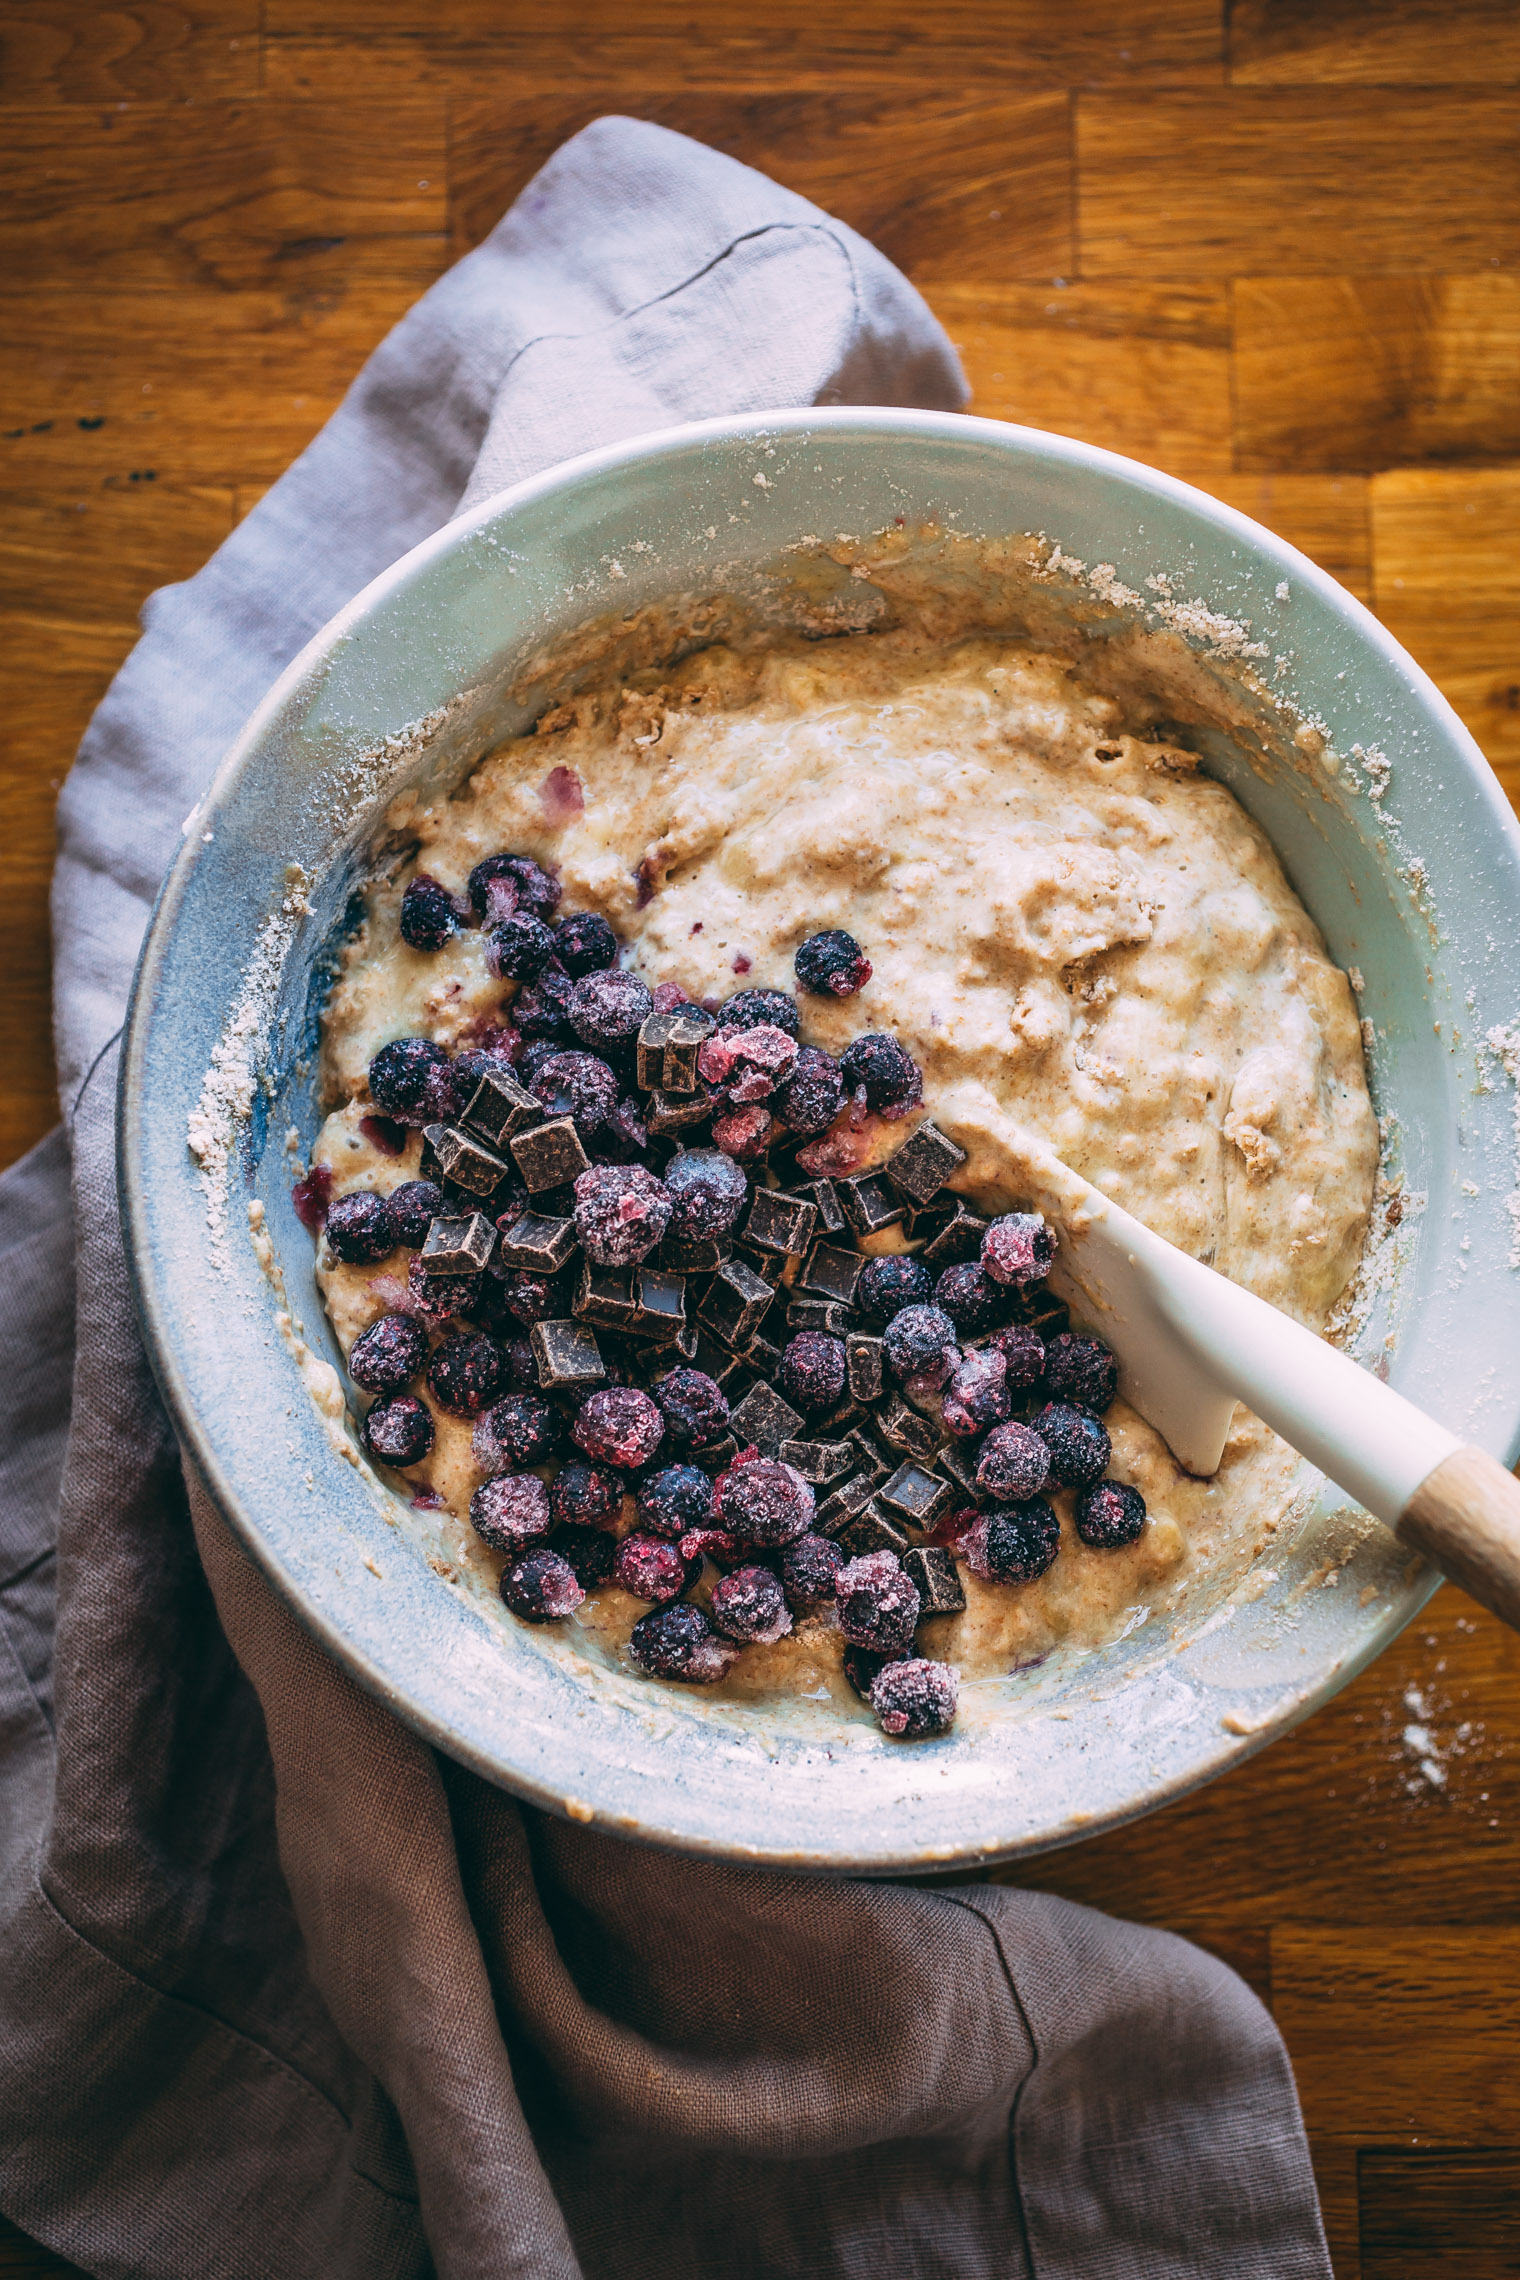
top-left (1399, 1446), bottom-right (1520, 1632)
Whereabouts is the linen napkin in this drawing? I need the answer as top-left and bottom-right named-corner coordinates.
top-left (0, 117), bottom-right (1331, 2280)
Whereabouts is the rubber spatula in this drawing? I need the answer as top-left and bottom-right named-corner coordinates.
top-left (1026, 1156), bottom-right (1520, 1632)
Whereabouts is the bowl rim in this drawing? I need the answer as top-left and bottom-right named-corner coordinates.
top-left (121, 403), bottom-right (1513, 1872)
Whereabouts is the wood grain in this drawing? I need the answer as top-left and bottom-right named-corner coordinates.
top-left (1235, 275), bottom-right (1520, 474)
top-left (1358, 2149), bottom-right (1520, 2278)
top-left (1402, 1445), bottom-right (1520, 1638)
top-left (1230, 0), bottom-right (1520, 87)
top-left (1194, 474), bottom-right (1371, 602)
top-left (0, 1), bottom-right (258, 101)
top-left (1078, 92), bottom-right (1520, 276)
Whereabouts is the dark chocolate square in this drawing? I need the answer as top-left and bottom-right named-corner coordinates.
top-left (693, 1330), bottom-right (750, 1393)
top-left (647, 1083), bottom-right (714, 1134)
top-left (904, 1543), bottom-right (966, 1616)
top-left (573, 1261), bottom-right (639, 1330)
top-left (422, 1124), bottom-right (514, 1199)
top-left (495, 1210), bottom-right (578, 1272)
top-left (530, 1318), bottom-right (606, 1390)
top-left (837, 1503), bottom-right (912, 1558)
top-left (836, 1172), bottom-right (905, 1237)
top-left (845, 1332), bottom-right (883, 1403)
top-left (876, 1394), bottom-right (943, 1462)
top-left (636, 1011), bottom-right (686, 1093)
top-left (884, 1120), bottom-right (967, 1207)
top-left (879, 1460), bottom-right (953, 1528)
top-left (510, 1116), bottom-right (590, 1195)
top-left (659, 1230), bottom-right (733, 1274)
top-left (816, 1471), bottom-right (877, 1535)
top-left (816, 1396), bottom-right (865, 1437)
top-left (790, 1176), bottom-right (846, 1236)
top-left (785, 1297), bottom-right (853, 1337)
top-left (846, 1423), bottom-right (892, 1483)
top-left (632, 1265), bottom-right (688, 1340)
top-left (777, 1438), bottom-right (855, 1486)
top-left (697, 1258), bottom-right (777, 1351)
top-left (743, 1186), bottom-right (817, 1258)
top-left (917, 1199), bottom-right (990, 1268)
top-left (460, 1067), bottom-right (544, 1147)
top-left (797, 1243), bottom-right (866, 1305)
top-left (419, 1211), bottom-right (498, 1277)
top-left (934, 1437), bottom-right (985, 1501)
top-left (738, 1331), bottom-right (783, 1375)
top-left (663, 1010), bottom-right (715, 1093)
top-left (727, 1379), bottom-right (804, 1456)
top-left (692, 1432), bottom-right (739, 1477)
top-left (736, 1245), bottom-right (788, 1287)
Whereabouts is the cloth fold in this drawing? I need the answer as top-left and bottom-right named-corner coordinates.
top-left (0, 117), bottom-right (1330, 2279)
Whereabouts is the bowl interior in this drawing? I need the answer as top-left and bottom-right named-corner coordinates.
top-left (122, 410), bottom-right (1520, 1872)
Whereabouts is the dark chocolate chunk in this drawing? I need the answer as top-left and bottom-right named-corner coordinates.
top-left (461, 1066), bottom-right (544, 1147)
top-left (743, 1186), bottom-right (817, 1258)
top-left (817, 1395), bottom-right (866, 1437)
top-left (815, 1470), bottom-right (877, 1535)
top-left (573, 1260), bottom-right (639, 1331)
top-left (786, 1297), bottom-right (854, 1337)
top-left (846, 1423), bottom-right (892, 1483)
top-left (529, 1317), bottom-right (606, 1390)
top-left (659, 1230), bottom-right (733, 1274)
top-left (884, 1121), bottom-right (967, 1207)
top-left (934, 1436), bottom-right (986, 1502)
top-left (836, 1171), bottom-right (905, 1237)
top-left (738, 1331), bottom-right (783, 1375)
top-left (837, 1502), bottom-right (913, 1559)
top-left (846, 1332), bottom-right (884, 1404)
top-left (636, 1010), bottom-right (687, 1092)
top-left (726, 1379), bottom-right (804, 1457)
top-left (697, 1257), bottom-right (776, 1351)
top-left (692, 1432), bottom-right (739, 1477)
top-left (422, 1124), bottom-right (514, 1199)
top-left (904, 1543), bottom-right (966, 1616)
top-left (793, 1176), bottom-right (847, 1235)
top-left (511, 1116), bottom-right (591, 1194)
top-left (917, 1199), bottom-right (991, 1268)
top-left (736, 1246), bottom-right (787, 1286)
top-left (647, 1083), bottom-right (715, 1134)
top-left (777, 1437), bottom-right (856, 1485)
top-left (693, 1330), bottom-right (749, 1392)
top-left (876, 1393), bottom-right (944, 1462)
top-left (632, 1265), bottom-right (687, 1340)
top-left (663, 1011), bottom-right (717, 1093)
top-left (879, 1460), bottom-right (953, 1528)
top-left (495, 1210), bottom-right (578, 1272)
top-left (419, 1210), bottom-right (497, 1277)
top-left (797, 1243), bottom-right (866, 1305)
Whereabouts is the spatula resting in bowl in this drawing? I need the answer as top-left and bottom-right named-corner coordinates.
top-left (1020, 1153), bottom-right (1520, 1633)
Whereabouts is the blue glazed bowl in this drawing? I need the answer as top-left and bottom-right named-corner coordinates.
top-left (120, 410), bottom-right (1520, 1872)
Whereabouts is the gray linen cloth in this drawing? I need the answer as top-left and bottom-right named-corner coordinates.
top-left (0, 118), bottom-right (1331, 2280)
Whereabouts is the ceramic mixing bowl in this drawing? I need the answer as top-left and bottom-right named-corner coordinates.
top-left (120, 409), bottom-right (1520, 1872)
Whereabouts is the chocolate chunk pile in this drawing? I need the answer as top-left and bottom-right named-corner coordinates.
top-left (310, 865), bottom-right (1149, 1744)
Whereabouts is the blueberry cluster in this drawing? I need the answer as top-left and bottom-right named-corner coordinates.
top-left (308, 854), bottom-right (1148, 1743)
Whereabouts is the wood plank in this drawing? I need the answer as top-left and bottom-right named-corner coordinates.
top-left (1078, 92), bottom-right (1520, 276)
top-left (267, 1), bottom-right (1223, 95)
top-left (1277, 1924), bottom-right (1520, 2144)
top-left (933, 280), bottom-right (1233, 473)
top-left (449, 89), bottom-right (1072, 287)
top-left (1192, 473), bottom-right (1372, 603)
top-left (0, 2214), bottom-right (84, 2276)
top-left (0, 104), bottom-right (446, 294)
top-left (1309, 2140), bottom-right (1362, 2280)
top-left (0, 286), bottom-right (419, 486)
top-left (1371, 467), bottom-right (1520, 791)
top-left (1235, 276), bottom-right (1520, 473)
top-left (1231, 0), bottom-right (1520, 87)
top-left (1359, 2148), bottom-right (1520, 2278)
top-left (0, 480), bottom-right (234, 620)
top-left (0, 2), bottom-right (258, 101)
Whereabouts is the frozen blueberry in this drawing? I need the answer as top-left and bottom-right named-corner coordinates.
top-left (780, 1531), bottom-right (844, 1610)
top-left (531, 1049), bottom-right (619, 1139)
top-left (835, 1549), bottom-right (920, 1656)
top-left (368, 1038), bottom-right (453, 1125)
top-left (550, 1459), bottom-right (624, 1531)
top-left (613, 1532), bottom-right (692, 1605)
top-left (988, 1323), bottom-right (1046, 1389)
top-left (941, 1347), bottom-right (1011, 1437)
top-left (361, 1393), bottom-right (435, 1468)
top-left (881, 1303), bottom-right (959, 1388)
top-left (468, 852), bottom-right (561, 924)
top-left (839, 1033), bottom-right (922, 1117)
top-left (406, 1255), bottom-right (483, 1325)
top-left (773, 1045), bottom-right (845, 1139)
top-left (710, 1563), bottom-right (793, 1644)
top-left (934, 1262), bottom-right (1006, 1335)
top-left (426, 1332), bottom-right (505, 1417)
top-left (597, 1094), bottom-right (649, 1162)
top-left (500, 1545), bottom-right (583, 1622)
top-left (568, 968), bottom-right (653, 1051)
top-left (1033, 1401), bottom-right (1111, 1488)
top-left (651, 1368), bottom-right (730, 1448)
top-left (325, 1191), bottom-right (396, 1265)
top-left (486, 911), bottom-right (556, 981)
top-left (711, 1105), bottom-right (773, 1161)
top-left (349, 1311), bottom-right (427, 1395)
top-left (714, 987), bottom-right (800, 1039)
top-left (399, 872), bottom-right (461, 951)
top-left (628, 1601), bottom-right (735, 1683)
top-left (967, 1498), bottom-right (1061, 1584)
top-left (716, 1457), bottom-right (815, 1547)
top-left (493, 1268), bottom-right (568, 1325)
top-left (554, 910), bottom-right (619, 977)
top-left (777, 1332), bottom-right (847, 1414)
top-left (1046, 1333), bottom-right (1119, 1414)
top-left (469, 1471), bottom-right (552, 1553)
top-left (856, 1255), bottom-right (932, 1324)
top-left (1074, 1478), bottom-right (1147, 1548)
top-left (573, 1385), bottom-right (664, 1470)
top-left (981, 1212), bottom-right (1055, 1288)
top-left (386, 1178), bottom-right (446, 1248)
top-left (473, 1391), bottom-right (561, 1473)
top-left (636, 1463), bottom-right (716, 1539)
top-left (518, 1038), bottom-right (562, 1084)
top-left (870, 1656), bottom-right (958, 1739)
top-left (795, 929), bottom-right (872, 998)
top-left (551, 1522), bottom-right (617, 1587)
top-left (976, 1421), bottom-right (1051, 1502)
top-left (574, 1163), bottom-right (673, 1265)
top-left (451, 1030), bottom-right (523, 1093)
top-left (663, 1149), bottom-right (749, 1240)
top-left (513, 960), bottom-right (579, 1040)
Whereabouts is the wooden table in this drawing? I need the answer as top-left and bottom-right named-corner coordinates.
top-left (3, 4), bottom-right (1517, 2273)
